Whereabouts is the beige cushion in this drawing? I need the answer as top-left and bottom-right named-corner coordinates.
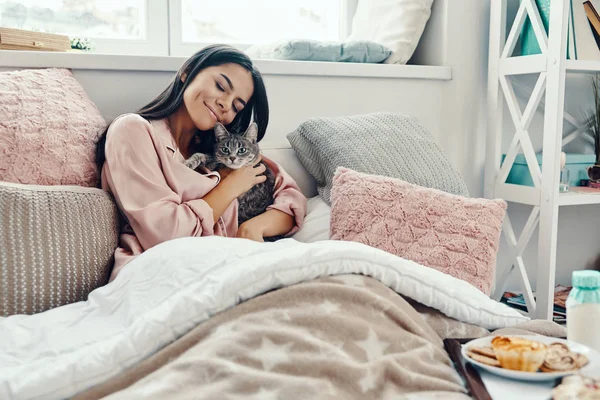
top-left (0, 181), bottom-right (118, 316)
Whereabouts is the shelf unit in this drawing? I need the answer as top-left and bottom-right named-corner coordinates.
top-left (487, 0), bottom-right (600, 320)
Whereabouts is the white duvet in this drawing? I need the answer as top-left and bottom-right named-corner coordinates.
top-left (0, 236), bottom-right (527, 400)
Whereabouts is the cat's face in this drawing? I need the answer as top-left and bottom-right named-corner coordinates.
top-left (213, 122), bottom-right (259, 169)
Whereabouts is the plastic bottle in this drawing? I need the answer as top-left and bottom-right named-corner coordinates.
top-left (566, 270), bottom-right (600, 352)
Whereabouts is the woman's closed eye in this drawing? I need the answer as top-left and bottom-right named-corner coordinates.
top-left (216, 81), bottom-right (241, 113)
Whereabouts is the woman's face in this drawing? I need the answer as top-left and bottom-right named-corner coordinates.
top-left (182, 63), bottom-right (254, 132)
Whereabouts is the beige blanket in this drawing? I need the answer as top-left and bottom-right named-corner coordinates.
top-left (75, 275), bottom-right (565, 400)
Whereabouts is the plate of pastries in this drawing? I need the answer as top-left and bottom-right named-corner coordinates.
top-left (462, 335), bottom-right (600, 382)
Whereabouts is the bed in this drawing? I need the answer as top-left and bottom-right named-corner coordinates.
top-left (0, 139), bottom-right (565, 400)
top-left (0, 234), bottom-right (565, 400)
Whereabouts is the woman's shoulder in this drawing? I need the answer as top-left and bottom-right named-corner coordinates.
top-left (106, 113), bottom-right (154, 145)
top-left (109, 113), bottom-right (152, 133)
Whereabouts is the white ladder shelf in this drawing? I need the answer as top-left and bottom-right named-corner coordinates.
top-left (487, 0), bottom-right (600, 320)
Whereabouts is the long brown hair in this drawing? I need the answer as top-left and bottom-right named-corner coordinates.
top-left (95, 44), bottom-right (269, 173)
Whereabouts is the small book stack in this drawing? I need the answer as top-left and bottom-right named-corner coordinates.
top-left (522, 0), bottom-right (600, 61)
top-left (0, 27), bottom-right (70, 52)
top-left (500, 285), bottom-right (571, 324)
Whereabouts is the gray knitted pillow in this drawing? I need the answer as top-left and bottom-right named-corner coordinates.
top-left (287, 113), bottom-right (469, 203)
top-left (0, 182), bottom-right (119, 316)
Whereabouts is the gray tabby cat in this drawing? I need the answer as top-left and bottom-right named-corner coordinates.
top-left (184, 122), bottom-right (281, 240)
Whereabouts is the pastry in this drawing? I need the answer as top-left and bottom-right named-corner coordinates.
top-left (552, 374), bottom-right (600, 399)
top-left (469, 346), bottom-right (496, 359)
top-left (541, 341), bottom-right (589, 372)
top-left (491, 336), bottom-right (548, 372)
top-left (466, 350), bottom-right (501, 367)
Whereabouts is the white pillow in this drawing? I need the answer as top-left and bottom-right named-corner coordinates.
top-left (347, 0), bottom-right (434, 64)
top-left (291, 196), bottom-right (331, 243)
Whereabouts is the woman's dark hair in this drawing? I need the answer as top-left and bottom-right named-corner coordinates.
top-left (95, 44), bottom-right (269, 173)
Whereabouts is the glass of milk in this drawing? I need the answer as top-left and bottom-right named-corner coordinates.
top-left (566, 270), bottom-right (600, 352)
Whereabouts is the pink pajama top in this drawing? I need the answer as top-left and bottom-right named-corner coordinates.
top-left (101, 114), bottom-right (307, 282)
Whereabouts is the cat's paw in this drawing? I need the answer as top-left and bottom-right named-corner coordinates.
top-left (184, 153), bottom-right (208, 170)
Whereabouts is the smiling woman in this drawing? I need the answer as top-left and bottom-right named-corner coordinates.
top-left (94, 44), bottom-right (307, 282)
top-left (173, 64), bottom-right (254, 138)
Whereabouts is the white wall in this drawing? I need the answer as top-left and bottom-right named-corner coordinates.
top-left (73, 70), bottom-right (450, 152)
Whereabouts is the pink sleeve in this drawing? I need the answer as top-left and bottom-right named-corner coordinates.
top-left (104, 115), bottom-right (216, 250)
top-left (263, 156), bottom-right (307, 235)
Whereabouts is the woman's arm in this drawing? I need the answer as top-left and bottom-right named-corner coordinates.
top-left (237, 209), bottom-right (294, 241)
top-left (202, 182), bottom-right (238, 223)
top-left (236, 156), bottom-right (307, 241)
top-left (205, 160), bottom-right (267, 222)
top-left (104, 115), bottom-right (259, 249)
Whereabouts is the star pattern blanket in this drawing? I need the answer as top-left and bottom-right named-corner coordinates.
top-left (74, 275), bottom-right (564, 400)
top-left (1, 237), bottom-right (563, 399)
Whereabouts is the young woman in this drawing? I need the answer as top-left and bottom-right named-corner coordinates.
top-left (96, 44), bottom-right (307, 282)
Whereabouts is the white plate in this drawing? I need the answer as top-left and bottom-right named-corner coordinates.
top-left (461, 335), bottom-right (600, 382)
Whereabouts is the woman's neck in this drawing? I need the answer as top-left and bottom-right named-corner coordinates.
top-left (167, 107), bottom-right (196, 159)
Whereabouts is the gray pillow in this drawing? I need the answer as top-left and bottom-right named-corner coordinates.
top-left (287, 112), bottom-right (469, 203)
top-left (245, 40), bottom-right (392, 63)
top-left (0, 182), bottom-right (119, 316)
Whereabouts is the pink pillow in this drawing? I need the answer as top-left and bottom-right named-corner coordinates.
top-left (330, 167), bottom-right (507, 295)
top-left (0, 68), bottom-right (106, 187)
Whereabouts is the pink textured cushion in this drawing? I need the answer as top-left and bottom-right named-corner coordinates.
top-left (330, 167), bottom-right (507, 295)
top-left (0, 68), bottom-right (106, 187)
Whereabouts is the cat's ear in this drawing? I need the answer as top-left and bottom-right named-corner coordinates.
top-left (244, 122), bottom-right (258, 143)
top-left (213, 123), bottom-right (229, 141)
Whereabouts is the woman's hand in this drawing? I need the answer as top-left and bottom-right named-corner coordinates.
top-left (236, 209), bottom-right (295, 242)
top-left (236, 218), bottom-right (265, 242)
top-left (202, 157), bottom-right (266, 224)
top-left (216, 166), bottom-right (232, 179)
top-left (221, 157), bottom-right (266, 197)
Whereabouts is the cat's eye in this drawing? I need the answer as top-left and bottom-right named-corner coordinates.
top-left (238, 147), bottom-right (247, 155)
top-left (221, 147), bottom-right (230, 154)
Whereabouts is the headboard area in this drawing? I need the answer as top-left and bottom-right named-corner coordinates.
top-left (0, 0), bottom-right (489, 198)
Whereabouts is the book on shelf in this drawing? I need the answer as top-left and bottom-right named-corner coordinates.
top-left (500, 285), bottom-right (571, 324)
top-left (572, 0), bottom-right (600, 60)
top-left (584, 1), bottom-right (600, 55)
top-left (521, 0), bottom-right (577, 59)
top-left (521, 0), bottom-right (600, 61)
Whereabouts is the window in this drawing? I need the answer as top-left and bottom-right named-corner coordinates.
top-left (170, 0), bottom-right (344, 56)
top-left (0, 0), bottom-right (146, 39)
top-left (0, 0), bottom-right (357, 57)
top-left (0, 0), bottom-right (168, 55)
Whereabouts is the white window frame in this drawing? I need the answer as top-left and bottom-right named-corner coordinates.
top-left (168, 0), bottom-right (359, 57)
top-left (90, 0), bottom-right (169, 56)
top-left (2, 0), bottom-right (170, 56)
top-left (2, 0), bottom-right (358, 57)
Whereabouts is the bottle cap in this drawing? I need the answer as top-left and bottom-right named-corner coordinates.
top-left (572, 270), bottom-right (600, 289)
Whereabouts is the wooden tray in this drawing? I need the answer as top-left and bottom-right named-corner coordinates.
top-left (444, 338), bottom-right (492, 400)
